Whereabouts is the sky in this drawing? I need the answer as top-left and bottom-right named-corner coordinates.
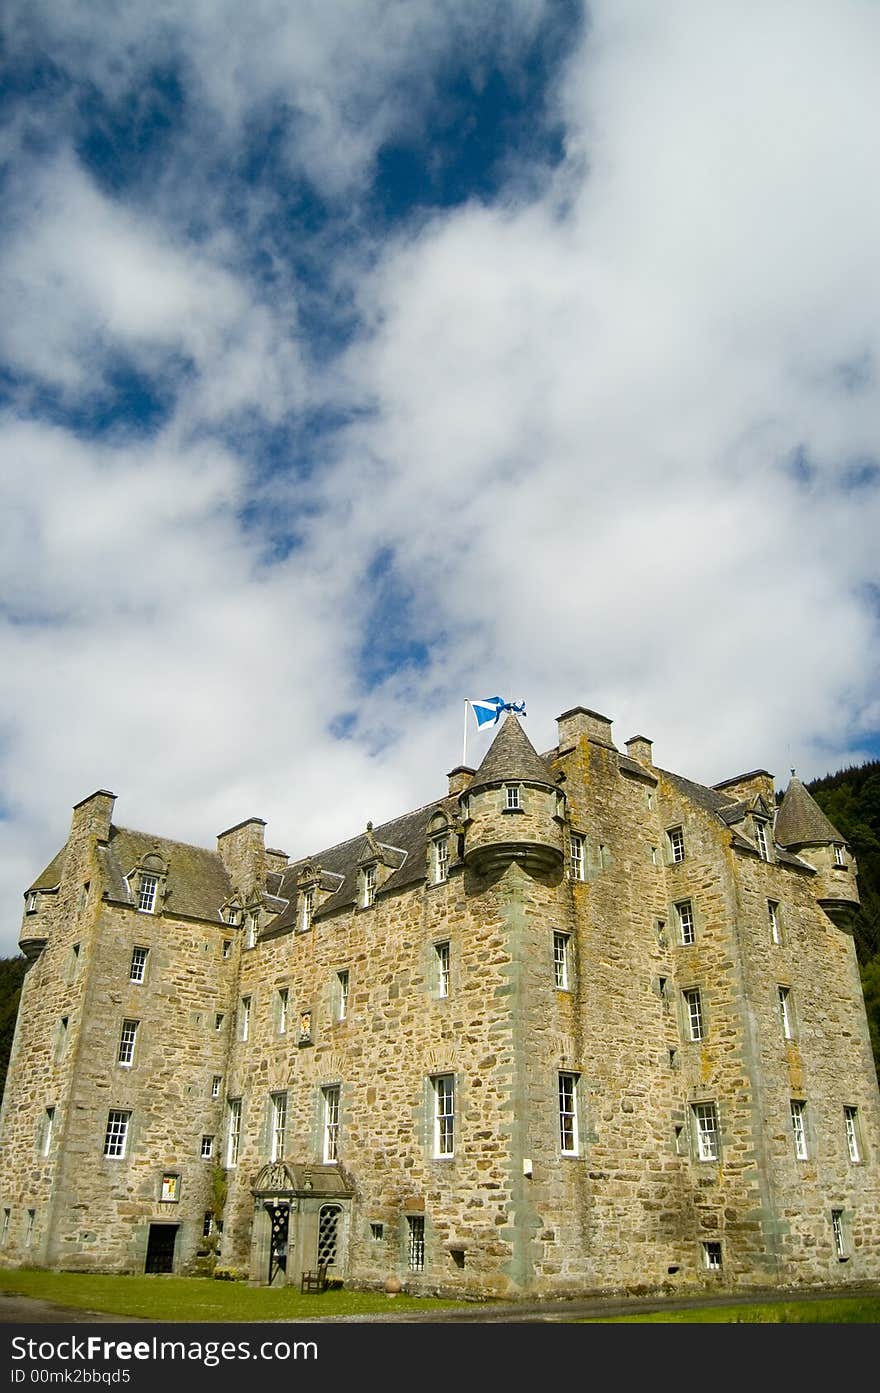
top-left (2, 0), bottom-right (880, 958)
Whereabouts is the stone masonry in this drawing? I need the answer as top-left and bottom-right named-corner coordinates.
top-left (0, 705), bottom-right (878, 1299)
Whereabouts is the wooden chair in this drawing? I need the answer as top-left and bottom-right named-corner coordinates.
top-left (300, 1262), bottom-right (329, 1293)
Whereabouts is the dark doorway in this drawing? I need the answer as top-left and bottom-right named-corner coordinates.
top-left (145, 1224), bottom-right (178, 1274)
top-left (268, 1204), bottom-right (289, 1285)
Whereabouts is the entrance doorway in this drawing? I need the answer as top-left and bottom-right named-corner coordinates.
top-left (268, 1204), bottom-right (289, 1285)
top-left (145, 1224), bottom-right (178, 1274)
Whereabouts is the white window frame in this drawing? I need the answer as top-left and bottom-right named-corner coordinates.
top-left (136, 873), bottom-right (158, 913)
top-left (703, 1241), bottom-right (723, 1271)
top-left (570, 833), bottom-right (585, 881)
top-left (129, 946), bottom-right (148, 983)
top-left (834, 844), bottom-right (846, 867)
top-left (200, 1135), bottom-right (214, 1159)
top-left (791, 1099), bottom-right (808, 1160)
top-left (831, 1209), bottom-right (847, 1258)
top-left (432, 835), bottom-right (449, 885)
top-left (778, 986), bottom-right (794, 1040)
top-left (558, 1072), bottom-right (579, 1155)
top-left (239, 995), bottom-right (251, 1042)
top-left (505, 783), bottom-right (522, 810)
top-left (300, 887), bottom-right (314, 932)
top-left (270, 1091), bottom-right (287, 1163)
top-left (432, 1074), bottom-right (455, 1158)
top-left (211, 1075), bottom-right (221, 1099)
top-left (26, 891), bottom-right (38, 913)
top-left (768, 900), bottom-right (781, 945)
top-left (676, 900), bottom-right (695, 946)
top-left (245, 913), bottom-right (258, 949)
top-left (117, 1018), bottom-right (138, 1067)
top-left (683, 989), bottom-right (704, 1042)
top-left (362, 865), bottom-right (376, 908)
top-left (337, 970), bottom-right (349, 1020)
top-left (103, 1109), bottom-right (131, 1159)
top-left (755, 821), bottom-right (769, 860)
top-left (667, 826), bottom-right (685, 864)
top-left (226, 1098), bottom-right (242, 1167)
top-left (844, 1106), bottom-right (862, 1163)
top-left (692, 1102), bottom-right (719, 1161)
top-left (435, 941), bottom-right (450, 999)
top-left (554, 931), bottom-right (571, 991)
top-left (41, 1107), bottom-right (55, 1157)
top-left (322, 1085), bottom-right (340, 1162)
top-left (277, 987), bottom-right (289, 1034)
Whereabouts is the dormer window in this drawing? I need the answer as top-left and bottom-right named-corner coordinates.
top-left (362, 865), bottom-right (376, 908)
top-left (432, 835), bottom-right (449, 885)
top-left (245, 912), bottom-right (259, 948)
top-left (137, 874), bottom-right (158, 914)
top-left (223, 905), bottom-right (241, 927)
top-left (505, 785), bottom-right (521, 811)
top-left (755, 822), bottom-right (769, 861)
top-left (300, 887), bottom-right (314, 932)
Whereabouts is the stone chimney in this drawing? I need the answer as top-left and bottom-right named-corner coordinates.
top-left (625, 735), bottom-right (653, 765)
top-left (447, 766), bottom-right (475, 796)
top-left (712, 770), bottom-right (775, 807)
top-left (265, 847), bottom-right (289, 875)
top-left (556, 707), bottom-right (616, 750)
top-left (217, 817), bottom-right (267, 893)
top-left (70, 790), bottom-right (116, 844)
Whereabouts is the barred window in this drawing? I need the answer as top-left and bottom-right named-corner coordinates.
top-left (407, 1215), bottom-right (425, 1272)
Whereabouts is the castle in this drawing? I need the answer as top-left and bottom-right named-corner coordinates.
top-left (1, 704), bottom-right (878, 1299)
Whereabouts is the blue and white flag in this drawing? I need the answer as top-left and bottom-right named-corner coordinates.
top-left (469, 697), bottom-right (527, 729)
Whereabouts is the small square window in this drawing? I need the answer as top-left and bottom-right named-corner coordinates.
top-left (703, 1241), bottom-right (723, 1271)
top-left (370, 1222), bottom-right (384, 1241)
top-left (505, 785), bottom-right (521, 811)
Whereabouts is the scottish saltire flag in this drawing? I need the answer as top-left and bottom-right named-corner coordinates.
top-left (469, 697), bottom-right (527, 728)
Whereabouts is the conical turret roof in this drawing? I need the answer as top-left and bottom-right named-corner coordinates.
top-left (775, 775), bottom-right (845, 847)
top-left (470, 714), bottom-right (556, 789)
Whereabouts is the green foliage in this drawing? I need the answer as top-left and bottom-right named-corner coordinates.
top-left (808, 761), bottom-right (880, 1079)
top-left (0, 955), bottom-right (27, 1103)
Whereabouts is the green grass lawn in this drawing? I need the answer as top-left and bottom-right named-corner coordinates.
top-left (0, 1268), bottom-right (469, 1322)
top-left (585, 1294), bottom-right (880, 1323)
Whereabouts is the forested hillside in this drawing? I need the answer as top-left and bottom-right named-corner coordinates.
top-left (807, 760), bottom-right (880, 1079)
top-left (0, 761), bottom-right (878, 1098)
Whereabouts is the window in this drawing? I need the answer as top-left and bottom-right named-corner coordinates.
top-left (554, 932), bottom-right (571, 990)
top-left (129, 946), bottom-right (148, 983)
top-left (226, 1099), bottom-right (242, 1167)
top-left (68, 942), bottom-right (81, 980)
top-left (834, 844), bottom-right (846, 867)
top-left (558, 1072), bottom-right (579, 1155)
top-left (25, 1211), bottom-right (35, 1247)
top-left (435, 941), bottom-right (450, 999)
top-left (103, 1110), bottom-right (131, 1159)
top-left (211, 1075), bottom-right (221, 1098)
top-left (26, 891), bottom-right (38, 914)
top-left (831, 1209), bottom-right (848, 1259)
top-left (275, 987), bottom-right (289, 1035)
top-left (117, 1019), bottom-right (138, 1067)
top-left (667, 826), bottom-right (685, 864)
top-left (650, 845), bottom-right (659, 865)
top-left (676, 900), bottom-right (695, 946)
top-left (223, 905), bottom-right (239, 926)
top-left (692, 1102), bottom-right (719, 1160)
top-left (778, 986), bottom-right (794, 1040)
top-left (768, 900), bottom-right (781, 945)
top-left (40, 1107), bottom-right (55, 1156)
top-left (1, 1210), bottom-right (9, 1244)
top-left (322, 1085), bottom-right (340, 1162)
top-left (270, 1092), bottom-right (287, 1162)
top-left (755, 821), bottom-right (769, 860)
top-left (222, 939), bottom-right (232, 959)
top-left (505, 784), bottom-right (521, 811)
top-left (432, 836), bottom-right (449, 885)
top-left (54, 1017), bottom-right (69, 1063)
top-left (300, 888), bottom-right (314, 932)
top-left (245, 913), bottom-right (258, 949)
top-left (683, 989), bottom-right (704, 1042)
top-left (201, 1135), bottom-right (214, 1159)
top-left (137, 873), bottom-right (158, 913)
top-left (432, 1075), bottom-right (455, 1158)
top-left (362, 866), bottom-right (376, 908)
top-left (239, 996), bottom-right (251, 1042)
top-left (703, 1241), bottom-right (723, 1271)
top-left (370, 1222), bottom-right (384, 1241)
top-left (569, 833), bottom-right (585, 881)
top-left (337, 970), bottom-right (349, 1020)
top-left (790, 1100), bottom-right (808, 1159)
top-left (78, 881), bottom-right (90, 911)
top-left (407, 1215), bottom-right (425, 1272)
top-left (215, 1013), bottom-right (225, 1032)
top-left (203, 1212), bottom-right (215, 1238)
top-left (844, 1106), bottom-right (862, 1163)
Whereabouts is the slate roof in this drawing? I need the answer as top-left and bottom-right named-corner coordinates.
top-left (29, 849), bottom-right (66, 893)
top-left (775, 777), bottom-right (845, 847)
top-left (471, 713), bottom-right (556, 789)
top-left (100, 826), bottom-right (233, 921)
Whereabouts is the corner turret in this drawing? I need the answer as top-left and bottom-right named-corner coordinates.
top-left (775, 774), bottom-right (859, 927)
top-left (461, 714), bottom-right (565, 876)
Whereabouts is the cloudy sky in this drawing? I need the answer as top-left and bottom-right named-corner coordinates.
top-left (2, 0), bottom-right (879, 958)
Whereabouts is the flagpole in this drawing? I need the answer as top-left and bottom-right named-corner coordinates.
top-left (462, 700), bottom-right (469, 767)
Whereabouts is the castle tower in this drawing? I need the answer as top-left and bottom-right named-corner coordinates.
top-left (775, 775), bottom-right (859, 926)
top-left (461, 714), bottom-right (565, 877)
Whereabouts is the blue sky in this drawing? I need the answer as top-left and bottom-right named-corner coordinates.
top-left (2, 1), bottom-right (880, 956)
